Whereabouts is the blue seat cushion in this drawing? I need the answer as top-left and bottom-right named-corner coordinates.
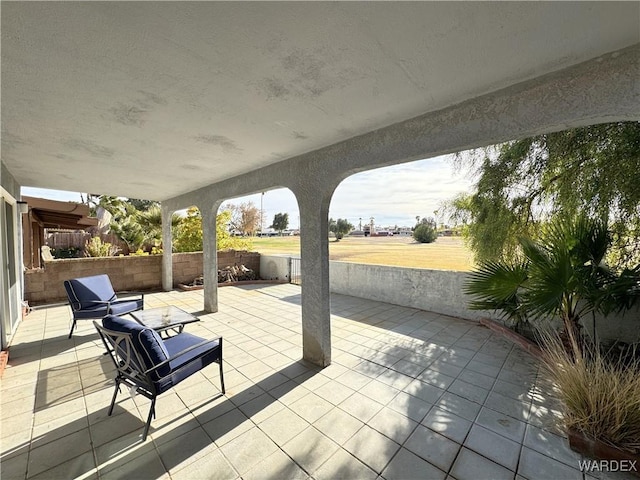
top-left (65, 275), bottom-right (116, 310)
top-left (72, 299), bottom-right (143, 319)
top-left (155, 333), bottom-right (221, 394)
top-left (102, 315), bottom-right (170, 378)
top-left (109, 299), bottom-right (144, 316)
top-left (73, 304), bottom-right (110, 319)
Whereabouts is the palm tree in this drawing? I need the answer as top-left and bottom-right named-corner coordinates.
top-left (136, 204), bottom-right (182, 249)
top-left (464, 260), bottom-right (529, 332)
top-left (464, 214), bottom-right (639, 343)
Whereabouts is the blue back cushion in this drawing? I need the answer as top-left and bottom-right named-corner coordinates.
top-left (65, 275), bottom-right (117, 310)
top-left (103, 315), bottom-right (170, 378)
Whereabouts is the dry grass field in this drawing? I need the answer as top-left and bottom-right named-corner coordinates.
top-left (250, 235), bottom-right (475, 271)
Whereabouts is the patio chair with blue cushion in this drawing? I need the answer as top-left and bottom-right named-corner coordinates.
top-left (63, 274), bottom-right (144, 338)
top-left (94, 315), bottom-right (225, 441)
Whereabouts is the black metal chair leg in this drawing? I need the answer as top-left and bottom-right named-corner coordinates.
top-left (219, 360), bottom-right (225, 394)
top-left (68, 319), bottom-right (77, 339)
top-left (108, 378), bottom-right (121, 416)
top-left (142, 398), bottom-right (156, 441)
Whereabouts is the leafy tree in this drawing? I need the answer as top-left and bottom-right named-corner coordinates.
top-left (224, 201), bottom-right (260, 236)
top-left (329, 218), bottom-right (354, 241)
top-left (174, 207), bottom-right (203, 252)
top-left (127, 198), bottom-right (157, 211)
top-left (217, 209), bottom-right (251, 251)
top-left (413, 217), bottom-right (438, 243)
top-left (449, 122), bottom-right (640, 269)
top-left (270, 213), bottom-right (289, 234)
top-left (173, 207), bottom-right (251, 253)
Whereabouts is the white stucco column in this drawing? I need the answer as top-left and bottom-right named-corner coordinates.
top-left (295, 185), bottom-right (334, 367)
top-left (201, 203), bottom-right (220, 313)
top-left (161, 204), bottom-right (173, 292)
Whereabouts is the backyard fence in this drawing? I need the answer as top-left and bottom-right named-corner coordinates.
top-left (46, 230), bottom-right (128, 254)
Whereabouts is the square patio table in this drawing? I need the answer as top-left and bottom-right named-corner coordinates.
top-left (130, 305), bottom-right (200, 334)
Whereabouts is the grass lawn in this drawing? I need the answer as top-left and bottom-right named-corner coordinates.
top-left (249, 235), bottom-right (475, 271)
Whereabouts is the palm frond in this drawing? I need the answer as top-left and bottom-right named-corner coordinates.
top-left (464, 261), bottom-right (529, 323)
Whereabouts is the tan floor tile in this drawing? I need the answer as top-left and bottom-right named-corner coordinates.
top-left (98, 448), bottom-right (169, 480)
top-left (1, 285), bottom-right (568, 480)
top-left (28, 451), bottom-right (96, 480)
top-left (368, 406), bottom-right (419, 444)
top-left (1, 429), bottom-right (32, 461)
top-left (157, 427), bottom-right (216, 474)
top-left (242, 448), bottom-right (308, 480)
top-left (203, 408), bottom-right (253, 447)
top-left (404, 424), bottom-right (461, 472)
top-left (288, 392), bottom-right (334, 424)
top-left (31, 409), bottom-right (89, 450)
top-left (27, 428), bottom-right (92, 478)
top-left (282, 426), bottom-right (340, 474)
top-left (343, 425), bottom-right (400, 473)
top-left (219, 426), bottom-right (279, 475)
top-left (313, 447), bottom-right (378, 480)
top-left (339, 391), bottom-right (383, 423)
top-left (171, 447), bottom-right (238, 480)
top-left (258, 406), bottom-right (310, 445)
top-left (0, 451), bottom-right (29, 480)
top-left (382, 447), bottom-right (446, 480)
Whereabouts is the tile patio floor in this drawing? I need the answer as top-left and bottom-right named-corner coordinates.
top-left (0, 284), bottom-right (633, 480)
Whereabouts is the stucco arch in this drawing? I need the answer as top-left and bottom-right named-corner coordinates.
top-left (160, 45), bottom-right (638, 367)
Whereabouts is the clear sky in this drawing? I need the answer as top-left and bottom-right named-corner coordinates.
top-left (22, 154), bottom-right (475, 230)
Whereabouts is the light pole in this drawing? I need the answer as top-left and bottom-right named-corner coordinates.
top-left (260, 192), bottom-right (264, 232)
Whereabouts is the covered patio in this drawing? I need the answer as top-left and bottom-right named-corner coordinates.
top-left (2, 2), bottom-right (638, 368)
top-left (1, 284), bottom-right (594, 480)
top-left (1, 4), bottom-right (639, 478)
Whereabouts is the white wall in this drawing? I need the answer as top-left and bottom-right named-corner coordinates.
top-left (329, 261), bottom-right (495, 322)
top-left (260, 255), bottom-right (291, 282)
top-left (584, 306), bottom-right (640, 345)
top-left (261, 255), bottom-right (640, 344)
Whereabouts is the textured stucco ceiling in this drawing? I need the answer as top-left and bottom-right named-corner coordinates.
top-left (2, 2), bottom-right (639, 201)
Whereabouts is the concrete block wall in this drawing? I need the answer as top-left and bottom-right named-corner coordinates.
top-left (218, 250), bottom-right (260, 275)
top-left (172, 252), bottom-right (203, 286)
top-left (24, 250), bottom-right (261, 305)
top-left (25, 255), bottom-right (162, 305)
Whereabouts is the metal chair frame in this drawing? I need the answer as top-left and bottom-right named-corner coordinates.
top-left (94, 320), bottom-right (225, 441)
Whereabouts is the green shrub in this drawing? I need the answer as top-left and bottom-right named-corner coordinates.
top-left (84, 237), bottom-right (116, 257)
top-left (413, 223), bottom-right (438, 243)
top-left (50, 247), bottom-right (80, 259)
